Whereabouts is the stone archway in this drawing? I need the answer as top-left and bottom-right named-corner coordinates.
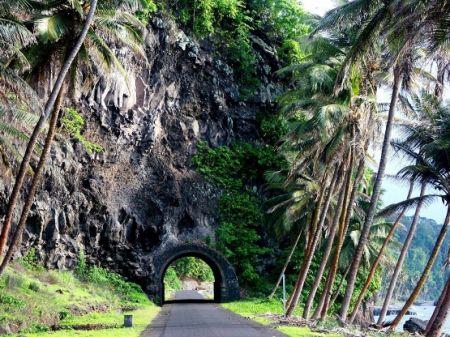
top-left (152, 243), bottom-right (240, 305)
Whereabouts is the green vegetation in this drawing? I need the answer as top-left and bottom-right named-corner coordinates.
top-left (193, 140), bottom-right (285, 287)
top-left (163, 256), bottom-right (214, 298)
top-left (222, 299), bottom-right (340, 337)
top-left (385, 217), bottom-right (450, 302)
top-left (61, 108), bottom-right (103, 154)
top-left (0, 252), bottom-right (156, 336)
top-left (170, 257), bottom-right (214, 282)
top-left (165, 0), bottom-right (310, 96)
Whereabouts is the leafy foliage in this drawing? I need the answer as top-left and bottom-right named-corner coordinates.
top-left (171, 256), bottom-right (214, 282)
top-left (166, 0), bottom-right (311, 96)
top-left (193, 140), bottom-right (286, 286)
top-left (61, 107), bottom-right (103, 154)
top-left (75, 252), bottom-right (145, 303)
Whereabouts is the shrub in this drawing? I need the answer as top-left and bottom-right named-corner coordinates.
top-left (61, 108), bottom-right (103, 154)
top-left (0, 293), bottom-right (25, 309)
top-left (75, 253), bottom-right (147, 304)
top-left (28, 282), bottom-right (40, 292)
top-left (19, 248), bottom-right (44, 272)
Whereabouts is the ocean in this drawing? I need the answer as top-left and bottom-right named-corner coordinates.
top-left (374, 305), bottom-right (450, 333)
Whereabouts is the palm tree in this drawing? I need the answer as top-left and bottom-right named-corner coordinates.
top-left (0, 0), bottom-right (150, 267)
top-left (348, 181), bottom-right (414, 323)
top-left (313, 0), bottom-right (450, 321)
top-left (376, 182), bottom-right (426, 325)
top-left (425, 276), bottom-right (450, 337)
top-left (387, 94), bottom-right (450, 330)
top-left (0, 0), bottom-right (99, 271)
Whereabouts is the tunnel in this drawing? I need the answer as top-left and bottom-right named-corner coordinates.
top-left (152, 243), bottom-right (240, 305)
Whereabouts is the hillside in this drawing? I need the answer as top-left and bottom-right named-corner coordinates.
top-left (382, 215), bottom-right (450, 302)
top-left (0, 251), bottom-right (158, 336)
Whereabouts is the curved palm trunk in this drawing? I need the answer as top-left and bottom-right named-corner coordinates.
top-left (377, 183), bottom-right (426, 325)
top-left (309, 167), bottom-right (347, 320)
top-left (319, 151), bottom-right (367, 320)
top-left (0, 86), bottom-right (64, 275)
top-left (0, 0), bottom-right (98, 266)
top-left (319, 153), bottom-right (355, 320)
top-left (285, 166), bottom-right (339, 317)
top-left (389, 205), bottom-right (450, 331)
top-left (328, 264), bottom-right (350, 309)
top-left (269, 229), bottom-right (303, 299)
top-left (284, 174), bottom-right (329, 315)
top-left (339, 68), bottom-right (402, 322)
top-left (304, 158), bottom-right (359, 319)
top-left (425, 276), bottom-right (450, 337)
top-left (349, 181), bottom-right (414, 323)
top-left (426, 277), bottom-right (449, 334)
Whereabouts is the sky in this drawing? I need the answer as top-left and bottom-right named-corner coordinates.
top-left (300, 0), bottom-right (447, 224)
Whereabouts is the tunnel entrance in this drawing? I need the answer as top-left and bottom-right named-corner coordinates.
top-left (163, 256), bottom-right (218, 303)
top-left (152, 243), bottom-right (240, 305)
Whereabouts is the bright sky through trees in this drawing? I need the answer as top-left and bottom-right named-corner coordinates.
top-left (300, 0), bottom-right (447, 223)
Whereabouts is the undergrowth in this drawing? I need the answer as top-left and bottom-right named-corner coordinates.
top-left (0, 251), bottom-right (152, 335)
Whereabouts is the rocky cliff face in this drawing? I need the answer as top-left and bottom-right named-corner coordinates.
top-left (0, 16), bottom-right (278, 289)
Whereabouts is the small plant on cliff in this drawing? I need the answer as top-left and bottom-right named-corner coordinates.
top-left (61, 107), bottom-right (104, 154)
top-left (19, 248), bottom-right (44, 272)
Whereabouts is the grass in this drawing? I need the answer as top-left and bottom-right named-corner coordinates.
top-left (0, 255), bottom-right (158, 336)
top-left (222, 298), bottom-right (342, 337)
top-left (20, 305), bottom-right (159, 337)
top-left (278, 326), bottom-right (340, 337)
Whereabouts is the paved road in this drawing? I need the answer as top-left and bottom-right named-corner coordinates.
top-left (171, 290), bottom-right (206, 300)
top-left (142, 291), bottom-right (286, 337)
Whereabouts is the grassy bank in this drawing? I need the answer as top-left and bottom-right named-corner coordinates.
top-left (223, 299), bottom-right (341, 337)
top-left (0, 252), bottom-right (159, 336)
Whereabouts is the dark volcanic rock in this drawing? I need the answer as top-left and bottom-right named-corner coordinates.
top-left (0, 16), bottom-right (275, 294)
top-left (403, 317), bottom-right (427, 334)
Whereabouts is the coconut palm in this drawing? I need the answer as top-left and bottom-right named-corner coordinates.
top-left (270, 33), bottom-right (379, 317)
top-left (385, 94), bottom-right (450, 330)
top-left (376, 182), bottom-right (427, 325)
top-left (348, 181), bottom-right (414, 323)
top-left (314, 0), bottom-right (450, 321)
top-left (0, 0), bottom-right (100, 273)
top-left (0, 0), bottom-right (152, 268)
top-left (426, 275), bottom-right (450, 337)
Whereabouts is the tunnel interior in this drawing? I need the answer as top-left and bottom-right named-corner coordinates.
top-left (161, 253), bottom-right (221, 304)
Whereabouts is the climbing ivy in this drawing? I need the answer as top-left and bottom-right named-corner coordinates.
top-left (193, 141), bottom-right (285, 286)
top-left (61, 108), bottom-right (103, 154)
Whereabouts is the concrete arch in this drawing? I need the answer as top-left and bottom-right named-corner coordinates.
top-left (152, 243), bottom-right (240, 305)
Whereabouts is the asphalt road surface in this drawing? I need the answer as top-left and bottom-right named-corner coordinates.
top-left (142, 290), bottom-right (286, 337)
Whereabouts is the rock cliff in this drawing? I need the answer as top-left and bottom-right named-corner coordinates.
top-left (0, 16), bottom-right (278, 290)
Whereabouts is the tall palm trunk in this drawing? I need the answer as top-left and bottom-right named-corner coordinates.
top-left (285, 166), bottom-right (339, 317)
top-left (349, 181), bottom-right (414, 323)
top-left (425, 276), bottom-right (450, 337)
top-left (426, 277), bottom-right (449, 333)
top-left (269, 229), bottom-right (302, 299)
top-left (389, 205), bottom-right (450, 331)
top-left (377, 182), bottom-right (426, 325)
top-left (0, 85), bottom-right (64, 275)
top-left (339, 68), bottom-right (403, 322)
top-left (0, 0), bottom-right (98, 266)
top-left (304, 157), bottom-right (361, 319)
top-left (309, 166), bottom-right (347, 320)
top-left (328, 264), bottom-right (350, 309)
top-left (284, 173), bottom-right (329, 313)
top-left (319, 151), bottom-right (366, 320)
top-left (319, 152), bottom-right (355, 319)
